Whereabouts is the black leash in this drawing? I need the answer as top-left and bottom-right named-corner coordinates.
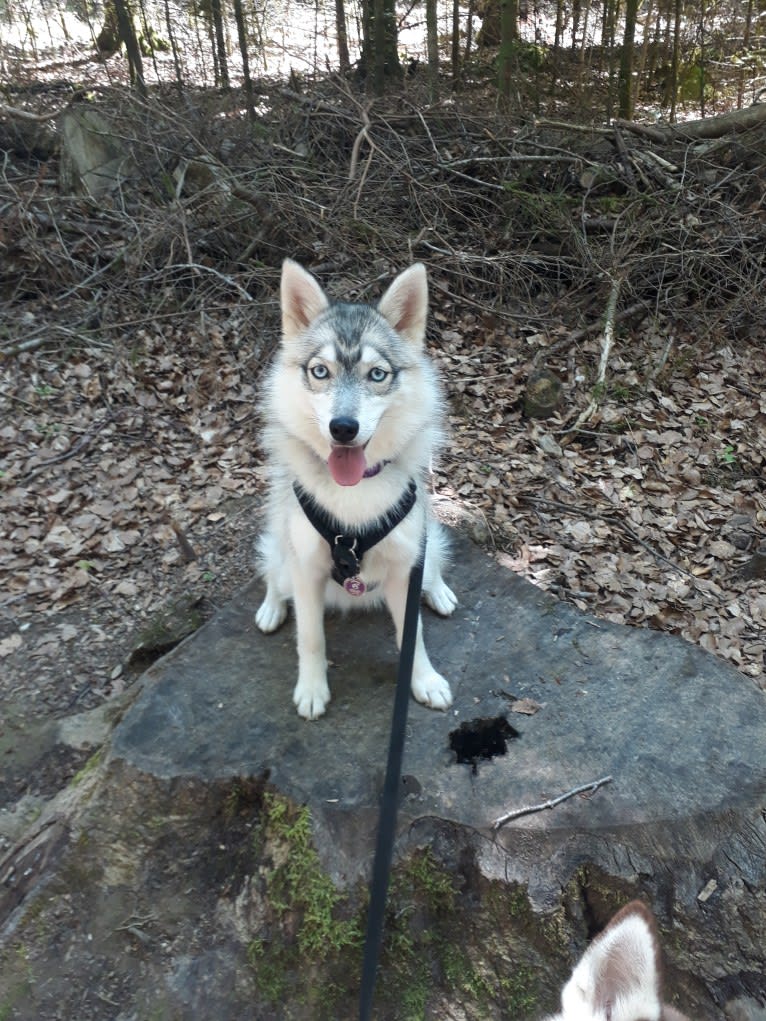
top-left (291, 477), bottom-right (426, 1015)
top-left (358, 537), bottom-right (426, 1021)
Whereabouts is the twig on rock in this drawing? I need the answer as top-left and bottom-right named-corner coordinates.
top-left (493, 775), bottom-right (613, 829)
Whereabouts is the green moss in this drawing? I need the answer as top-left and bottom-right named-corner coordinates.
top-left (71, 747), bottom-right (104, 785)
top-left (381, 858), bottom-right (544, 1019)
top-left (499, 966), bottom-right (538, 1014)
top-left (247, 807), bottom-right (548, 1020)
top-left (247, 938), bottom-right (290, 1002)
top-left (0, 947), bottom-right (34, 1019)
top-left (259, 793), bottom-right (361, 958)
top-left (394, 846), bottom-right (456, 913)
top-left (247, 793), bottom-right (362, 1017)
top-left (441, 937), bottom-right (539, 1016)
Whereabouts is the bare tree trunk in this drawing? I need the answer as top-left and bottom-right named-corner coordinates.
top-left (572, 0), bottom-right (581, 50)
top-left (368, 0), bottom-right (400, 93)
top-left (451, 0), bottom-right (461, 83)
top-left (577, 0), bottom-right (592, 109)
top-left (210, 0), bottom-right (229, 88)
top-left (553, 0), bottom-right (564, 51)
top-left (698, 5), bottom-right (707, 118)
top-left (497, 0), bottom-right (518, 98)
top-left (163, 0), bottom-right (184, 91)
top-left (373, 0), bottom-right (386, 94)
top-left (360, 0), bottom-right (373, 76)
top-left (618, 0), bottom-right (639, 118)
top-left (358, 0), bottom-right (400, 90)
top-left (550, 0), bottom-right (564, 98)
top-left (383, 0), bottom-right (401, 83)
top-left (603, 0), bottom-right (619, 120)
top-left (642, 0), bottom-right (662, 85)
top-left (233, 0), bottom-right (254, 118)
top-left (426, 0), bottom-right (439, 95)
top-left (736, 0), bottom-right (754, 109)
top-left (668, 0), bottom-right (681, 121)
top-left (463, 0), bottom-right (475, 67)
top-left (661, 0), bottom-right (672, 53)
top-left (635, 0), bottom-right (654, 108)
top-left (208, 16), bottom-right (220, 83)
top-left (335, 0), bottom-right (350, 74)
top-left (739, 1), bottom-right (755, 108)
top-left (112, 0), bottom-right (147, 97)
top-left (578, 0), bottom-right (592, 64)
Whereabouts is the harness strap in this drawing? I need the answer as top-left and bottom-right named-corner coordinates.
top-left (293, 480), bottom-right (417, 587)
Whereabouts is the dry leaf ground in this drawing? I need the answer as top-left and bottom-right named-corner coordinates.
top-left (435, 312), bottom-right (765, 686)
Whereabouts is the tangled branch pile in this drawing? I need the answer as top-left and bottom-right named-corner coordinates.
top-left (2, 80), bottom-right (765, 348)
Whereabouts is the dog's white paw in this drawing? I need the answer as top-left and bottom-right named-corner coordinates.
top-left (423, 580), bottom-right (457, 617)
top-left (293, 677), bottom-right (331, 720)
top-left (411, 670), bottom-right (453, 711)
top-left (255, 595), bottom-right (288, 633)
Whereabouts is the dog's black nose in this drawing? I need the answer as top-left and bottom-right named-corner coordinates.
top-left (330, 417), bottom-right (359, 444)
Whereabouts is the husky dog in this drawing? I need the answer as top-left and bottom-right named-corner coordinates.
top-left (255, 260), bottom-right (457, 720)
top-left (547, 901), bottom-right (690, 1021)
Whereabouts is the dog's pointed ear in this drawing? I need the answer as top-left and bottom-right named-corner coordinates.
top-left (559, 902), bottom-right (663, 1021)
top-left (378, 263), bottom-right (428, 347)
top-left (281, 260), bottom-right (329, 342)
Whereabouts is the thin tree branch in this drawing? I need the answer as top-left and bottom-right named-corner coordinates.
top-left (493, 775), bottom-right (613, 829)
top-left (569, 274), bottom-right (622, 430)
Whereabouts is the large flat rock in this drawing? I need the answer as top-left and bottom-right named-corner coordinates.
top-left (4, 532), bottom-right (765, 1020)
top-left (112, 532), bottom-right (766, 906)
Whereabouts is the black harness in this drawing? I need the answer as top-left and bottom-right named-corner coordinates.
top-left (292, 480), bottom-right (417, 594)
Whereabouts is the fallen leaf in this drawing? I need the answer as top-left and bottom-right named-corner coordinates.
top-left (0, 633), bottom-right (23, 656)
top-left (509, 697), bottom-right (542, 716)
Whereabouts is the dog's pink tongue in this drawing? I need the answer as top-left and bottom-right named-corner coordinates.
top-left (328, 446), bottom-right (367, 486)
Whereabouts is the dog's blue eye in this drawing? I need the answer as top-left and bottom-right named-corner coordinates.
top-left (309, 364), bottom-right (329, 380)
top-left (369, 367), bottom-right (388, 383)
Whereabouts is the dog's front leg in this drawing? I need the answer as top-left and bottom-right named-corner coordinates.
top-left (384, 570), bottom-right (453, 711)
top-left (291, 567), bottom-right (331, 720)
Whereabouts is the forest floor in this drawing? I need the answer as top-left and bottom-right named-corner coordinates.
top-left (1, 61), bottom-right (765, 829)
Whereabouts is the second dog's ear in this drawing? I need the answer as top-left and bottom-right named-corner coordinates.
top-left (281, 260), bottom-right (329, 342)
top-left (378, 263), bottom-right (428, 347)
top-left (558, 902), bottom-right (664, 1021)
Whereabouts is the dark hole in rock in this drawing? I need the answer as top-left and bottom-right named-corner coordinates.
top-left (449, 716), bottom-right (520, 771)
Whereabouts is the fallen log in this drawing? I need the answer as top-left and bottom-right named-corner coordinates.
top-left (615, 100), bottom-right (766, 142)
